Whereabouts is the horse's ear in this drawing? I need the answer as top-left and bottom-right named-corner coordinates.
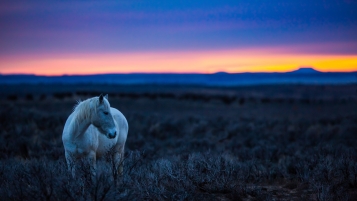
top-left (104, 94), bottom-right (108, 100)
top-left (99, 94), bottom-right (103, 103)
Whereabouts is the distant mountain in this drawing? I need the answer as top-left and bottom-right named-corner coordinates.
top-left (1, 68), bottom-right (356, 85)
top-left (290, 67), bottom-right (321, 74)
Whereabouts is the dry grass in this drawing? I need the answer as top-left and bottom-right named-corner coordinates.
top-left (0, 84), bottom-right (357, 200)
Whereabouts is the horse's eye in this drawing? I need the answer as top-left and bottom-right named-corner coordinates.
top-left (103, 111), bottom-right (109, 115)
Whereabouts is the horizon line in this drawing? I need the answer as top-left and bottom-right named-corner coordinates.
top-left (2, 68), bottom-right (357, 77)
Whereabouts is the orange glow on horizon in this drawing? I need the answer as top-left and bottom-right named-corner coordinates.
top-left (1, 49), bottom-right (357, 75)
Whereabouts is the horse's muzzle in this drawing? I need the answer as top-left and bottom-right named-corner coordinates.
top-left (107, 131), bottom-right (117, 139)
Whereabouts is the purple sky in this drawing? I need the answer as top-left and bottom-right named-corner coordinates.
top-left (1, 0), bottom-right (357, 56)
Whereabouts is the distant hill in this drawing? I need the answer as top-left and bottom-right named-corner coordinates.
top-left (290, 67), bottom-right (321, 74)
top-left (1, 69), bottom-right (356, 85)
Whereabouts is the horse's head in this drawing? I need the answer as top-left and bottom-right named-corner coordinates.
top-left (92, 94), bottom-right (117, 139)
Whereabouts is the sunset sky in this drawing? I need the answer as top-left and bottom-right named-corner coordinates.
top-left (1, 0), bottom-right (357, 75)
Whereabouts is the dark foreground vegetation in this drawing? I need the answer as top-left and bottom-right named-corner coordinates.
top-left (0, 84), bottom-right (357, 200)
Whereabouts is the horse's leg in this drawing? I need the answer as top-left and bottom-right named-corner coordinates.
top-left (114, 146), bottom-right (125, 176)
top-left (86, 151), bottom-right (97, 182)
top-left (65, 151), bottom-right (76, 177)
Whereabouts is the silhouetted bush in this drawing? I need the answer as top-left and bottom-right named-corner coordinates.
top-left (25, 94), bottom-right (34, 101)
top-left (179, 93), bottom-right (211, 102)
top-left (39, 94), bottom-right (46, 101)
top-left (7, 94), bottom-right (17, 101)
top-left (239, 97), bottom-right (245, 105)
top-left (261, 97), bottom-right (271, 103)
top-left (53, 92), bottom-right (72, 100)
top-left (219, 95), bottom-right (236, 105)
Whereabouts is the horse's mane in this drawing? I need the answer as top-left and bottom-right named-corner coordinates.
top-left (73, 98), bottom-right (96, 124)
top-left (71, 96), bottom-right (110, 131)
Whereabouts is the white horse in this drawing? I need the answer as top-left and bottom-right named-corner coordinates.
top-left (62, 94), bottom-right (128, 177)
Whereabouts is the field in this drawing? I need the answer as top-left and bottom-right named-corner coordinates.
top-left (0, 84), bottom-right (357, 200)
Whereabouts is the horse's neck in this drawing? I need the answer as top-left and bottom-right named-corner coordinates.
top-left (71, 110), bottom-right (92, 139)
